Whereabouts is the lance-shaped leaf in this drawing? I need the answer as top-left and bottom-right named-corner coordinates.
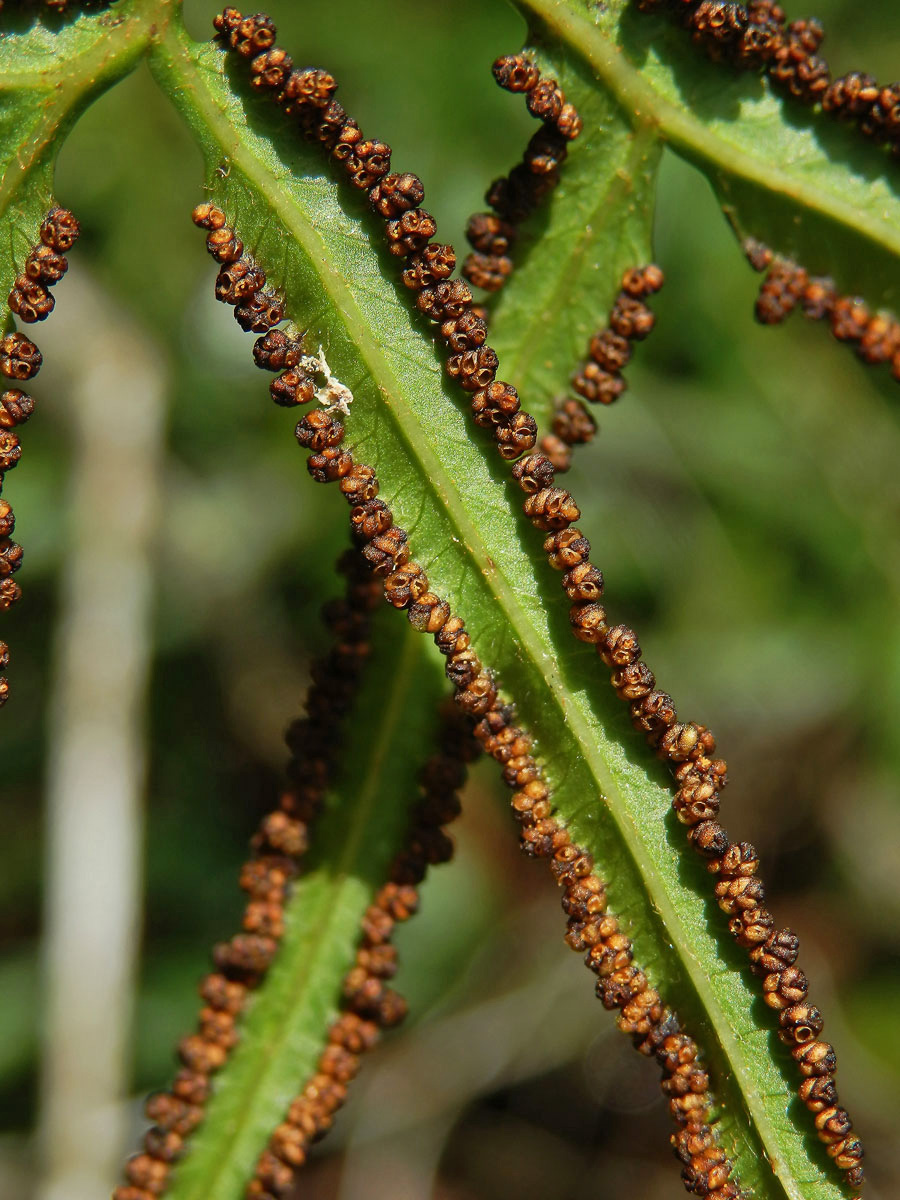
top-left (143, 12), bottom-right (861, 1198)
top-left (167, 612), bottom-right (446, 1200)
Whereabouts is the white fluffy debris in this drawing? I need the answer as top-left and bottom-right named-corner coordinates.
top-left (300, 346), bottom-right (354, 416)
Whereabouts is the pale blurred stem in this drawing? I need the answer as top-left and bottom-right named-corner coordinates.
top-left (38, 274), bottom-right (167, 1200)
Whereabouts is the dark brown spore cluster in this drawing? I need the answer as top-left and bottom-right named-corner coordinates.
top-left (113, 549), bottom-right (383, 1200)
top-left (636, 0), bottom-right (900, 158)
top-left (542, 263), bottom-right (665, 471)
top-left (0, 206), bottom-right (79, 707)
top-left (536, 258), bottom-right (868, 1190)
top-left (194, 199), bottom-right (321, 409)
top-left (590, 621), bottom-right (864, 1190)
top-left (7, 207), bottom-right (77, 325)
top-left (461, 53), bottom-right (582, 301)
top-left (216, 12), bottom-right (864, 1187)
top-left (192, 201), bottom-right (287, 337)
top-left (746, 238), bottom-right (900, 378)
top-left (246, 704), bottom-right (477, 1199)
top-left (189, 56), bottom-right (741, 1191)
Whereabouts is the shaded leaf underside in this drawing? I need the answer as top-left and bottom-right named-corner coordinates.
top-left (168, 613), bottom-right (445, 1200)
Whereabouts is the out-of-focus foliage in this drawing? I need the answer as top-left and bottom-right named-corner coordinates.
top-left (0, 0), bottom-right (898, 1197)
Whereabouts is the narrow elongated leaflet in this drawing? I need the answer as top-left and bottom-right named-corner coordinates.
top-left (115, 547), bottom-right (383, 1200)
top-left (176, 176), bottom-right (743, 1200)
top-left (533, 259), bottom-right (866, 1190)
top-left (245, 703), bottom-right (477, 1198)
top-left (215, 11), bottom-right (864, 1188)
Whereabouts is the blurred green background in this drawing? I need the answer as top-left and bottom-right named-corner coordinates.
top-left (1, 1), bottom-right (899, 1197)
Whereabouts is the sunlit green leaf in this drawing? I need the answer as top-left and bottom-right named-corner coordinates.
top-left (149, 16), bottom-right (856, 1198)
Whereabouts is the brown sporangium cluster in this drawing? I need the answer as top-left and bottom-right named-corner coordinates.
top-left (746, 238), bottom-right (900, 380)
top-left (0, 205), bottom-right (80, 706)
top-left (637, 0), bottom-right (900, 160)
top-left (462, 52), bottom-right (581, 299)
top-left (538, 263), bottom-right (665, 471)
